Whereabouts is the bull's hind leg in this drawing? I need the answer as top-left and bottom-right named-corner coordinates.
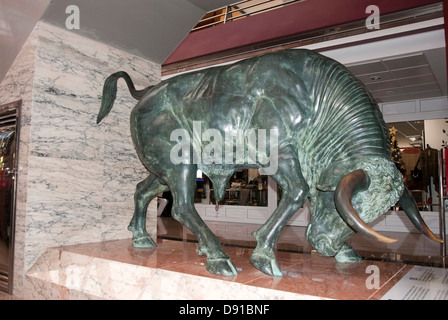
top-left (128, 173), bottom-right (168, 248)
top-left (167, 165), bottom-right (237, 276)
top-left (251, 150), bottom-right (309, 276)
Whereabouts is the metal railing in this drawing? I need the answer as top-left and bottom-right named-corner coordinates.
top-left (192, 0), bottom-right (304, 32)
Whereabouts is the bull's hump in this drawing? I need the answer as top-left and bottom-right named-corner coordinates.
top-left (179, 53), bottom-right (308, 133)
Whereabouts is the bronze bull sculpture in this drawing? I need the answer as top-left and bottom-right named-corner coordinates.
top-left (97, 49), bottom-right (442, 276)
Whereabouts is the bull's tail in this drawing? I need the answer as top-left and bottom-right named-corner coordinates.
top-left (97, 71), bottom-right (152, 124)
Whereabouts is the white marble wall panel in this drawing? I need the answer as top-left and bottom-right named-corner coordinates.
top-left (27, 157), bottom-right (103, 203)
top-left (31, 29), bottom-right (108, 161)
top-left (0, 21), bottom-right (161, 296)
top-left (26, 20), bottom-right (161, 262)
top-left (25, 202), bottom-right (103, 266)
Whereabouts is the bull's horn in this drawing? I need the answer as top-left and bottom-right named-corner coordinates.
top-left (335, 169), bottom-right (398, 244)
top-left (399, 188), bottom-right (443, 243)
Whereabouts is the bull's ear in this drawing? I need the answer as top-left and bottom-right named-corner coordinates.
top-left (317, 161), bottom-right (356, 192)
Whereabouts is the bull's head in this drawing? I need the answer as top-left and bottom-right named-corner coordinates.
top-left (306, 156), bottom-right (442, 259)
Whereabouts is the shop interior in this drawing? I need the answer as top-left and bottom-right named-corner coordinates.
top-left (195, 169), bottom-right (269, 207)
top-left (387, 120), bottom-right (445, 212)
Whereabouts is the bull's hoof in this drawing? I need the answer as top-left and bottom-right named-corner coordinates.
top-left (250, 250), bottom-right (283, 277)
top-left (206, 257), bottom-right (238, 276)
top-left (132, 233), bottom-right (156, 248)
top-left (334, 243), bottom-right (362, 262)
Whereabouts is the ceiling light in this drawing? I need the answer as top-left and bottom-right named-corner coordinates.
top-left (407, 135), bottom-right (422, 142)
top-left (370, 75), bottom-right (383, 81)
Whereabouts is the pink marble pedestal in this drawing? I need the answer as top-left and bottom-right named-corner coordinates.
top-left (25, 238), bottom-right (411, 300)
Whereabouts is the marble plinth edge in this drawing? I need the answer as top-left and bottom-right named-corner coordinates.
top-left (25, 246), bottom-right (325, 300)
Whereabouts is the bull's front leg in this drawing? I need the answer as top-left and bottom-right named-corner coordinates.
top-left (167, 165), bottom-right (238, 276)
top-left (128, 173), bottom-right (168, 248)
top-left (251, 149), bottom-right (309, 276)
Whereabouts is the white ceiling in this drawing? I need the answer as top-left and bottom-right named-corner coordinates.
top-left (0, 0), bottom-right (51, 84)
top-left (309, 18), bottom-right (447, 104)
top-left (0, 0), bottom-right (236, 84)
top-left (347, 48), bottom-right (446, 103)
